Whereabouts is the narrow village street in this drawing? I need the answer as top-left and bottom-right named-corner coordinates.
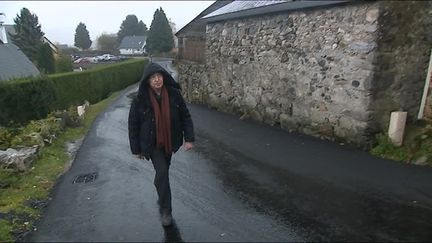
top-left (2, 1), bottom-right (431, 242)
top-left (29, 60), bottom-right (432, 242)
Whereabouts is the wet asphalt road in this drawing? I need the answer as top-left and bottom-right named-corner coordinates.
top-left (29, 85), bottom-right (300, 242)
top-left (29, 60), bottom-right (432, 242)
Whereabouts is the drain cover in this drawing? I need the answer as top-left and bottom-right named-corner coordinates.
top-left (72, 172), bottom-right (98, 184)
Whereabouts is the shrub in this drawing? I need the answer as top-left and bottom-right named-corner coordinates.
top-left (0, 76), bottom-right (57, 126)
top-left (55, 55), bottom-right (73, 73)
top-left (49, 59), bottom-right (146, 110)
top-left (0, 128), bottom-right (14, 150)
top-left (9, 114), bottom-right (64, 148)
top-left (65, 105), bottom-right (82, 127)
top-left (0, 59), bottom-right (146, 126)
top-left (36, 43), bottom-right (55, 74)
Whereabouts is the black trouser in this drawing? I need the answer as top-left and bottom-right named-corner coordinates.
top-left (150, 148), bottom-right (172, 213)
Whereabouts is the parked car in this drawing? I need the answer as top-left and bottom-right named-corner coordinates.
top-left (100, 54), bottom-right (120, 61)
top-left (110, 55), bottom-right (120, 61)
top-left (71, 55), bottom-right (81, 61)
top-left (95, 55), bottom-right (105, 62)
top-left (88, 56), bottom-right (99, 63)
top-left (73, 57), bottom-right (91, 64)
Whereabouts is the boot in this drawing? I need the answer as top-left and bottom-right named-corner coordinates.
top-left (161, 211), bottom-right (172, 227)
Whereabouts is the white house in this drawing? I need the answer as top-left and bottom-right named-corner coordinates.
top-left (118, 35), bottom-right (146, 55)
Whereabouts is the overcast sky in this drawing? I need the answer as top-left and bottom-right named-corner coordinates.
top-left (2, 1), bottom-right (214, 46)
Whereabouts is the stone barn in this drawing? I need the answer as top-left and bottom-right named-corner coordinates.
top-left (176, 0), bottom-right (233, 63)
top-left (178, 0), bottom-right (432, 147)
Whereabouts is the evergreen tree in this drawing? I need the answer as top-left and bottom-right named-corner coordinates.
top-left (36, 42), bottom-right (55, 74)
top-left (10, 8), bottom-right (45, 62)
top-left (117, 15), bottom-right (147, 42)
top-left (138, 20), bottom-right (148, 35)
top-left (74, 22), bottom-right (92, 50)
top-left (146, 7), bottom-right (174, 54)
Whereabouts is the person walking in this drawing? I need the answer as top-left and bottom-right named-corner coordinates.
top-left (128, 62), bottom-right (195, 226)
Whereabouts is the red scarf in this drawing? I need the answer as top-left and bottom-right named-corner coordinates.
top-left (149, 86), bottom-right (172, 156)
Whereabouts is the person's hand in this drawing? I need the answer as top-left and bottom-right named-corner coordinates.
top-left (184, 142), bottom-right (194, 151)
top-left (134, 154), bottom-right (144, 160)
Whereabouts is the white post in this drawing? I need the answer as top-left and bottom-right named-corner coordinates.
top-left (418, 49), bottom-right (432, 119)
top-left (388, 111), bottom-right (407, 146)
top-left (77, 105), bottom-right (85, 117)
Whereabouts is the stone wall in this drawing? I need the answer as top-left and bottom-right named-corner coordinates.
top-left (178, 1), bottom-right (432, 147)
top-left (370, 1), bottom-right (432, 128)
top-left (178, 60), bottom-right (208, 103)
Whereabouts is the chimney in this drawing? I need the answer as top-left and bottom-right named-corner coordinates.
top-left (0, 13), bottom-right (8, 44)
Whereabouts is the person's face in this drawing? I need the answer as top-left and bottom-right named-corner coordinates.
top-left (149, 73), bottom-right (164, 90)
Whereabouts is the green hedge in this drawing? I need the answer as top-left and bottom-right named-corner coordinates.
top-left (0, 59), bottom-right (147, 126)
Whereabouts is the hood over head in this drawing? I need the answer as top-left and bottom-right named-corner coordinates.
top-left (137, 62), bottom-right (180, 98)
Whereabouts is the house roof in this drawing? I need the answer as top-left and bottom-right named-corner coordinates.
top-left (118, 35), bottom-right (146, 49)
top-left (201, 0), bottom-right (351, 23)
top-left (4, 25), bottom-right (15, 42)
top-left (175, 0), bottom-right (234, 37)
top-left (0, 43), bottom-right (40, 82)
top-left (43, 36), bottom-right (59, 54)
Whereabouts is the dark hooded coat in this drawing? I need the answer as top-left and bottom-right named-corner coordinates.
top-left (128, 62), bottom-right (195, 160)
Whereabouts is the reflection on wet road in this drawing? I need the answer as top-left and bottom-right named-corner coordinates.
top-left (169, 134), bottom-right (302, 242)
top-left (192, 129), bottom-right (432, 241)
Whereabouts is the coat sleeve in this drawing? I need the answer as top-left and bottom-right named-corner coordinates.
top-left (128, 97), bottom-right (141, 154)
top-left (177, 91), bottom-right (195, 142)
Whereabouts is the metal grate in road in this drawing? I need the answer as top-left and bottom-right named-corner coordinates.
top-left (72, 172), bottom-right (98, 184)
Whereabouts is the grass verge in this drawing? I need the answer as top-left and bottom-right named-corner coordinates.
top-left (0, 91), bottom-right (120, 242)
top-left (371, 121), bottom-right (432, 166)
